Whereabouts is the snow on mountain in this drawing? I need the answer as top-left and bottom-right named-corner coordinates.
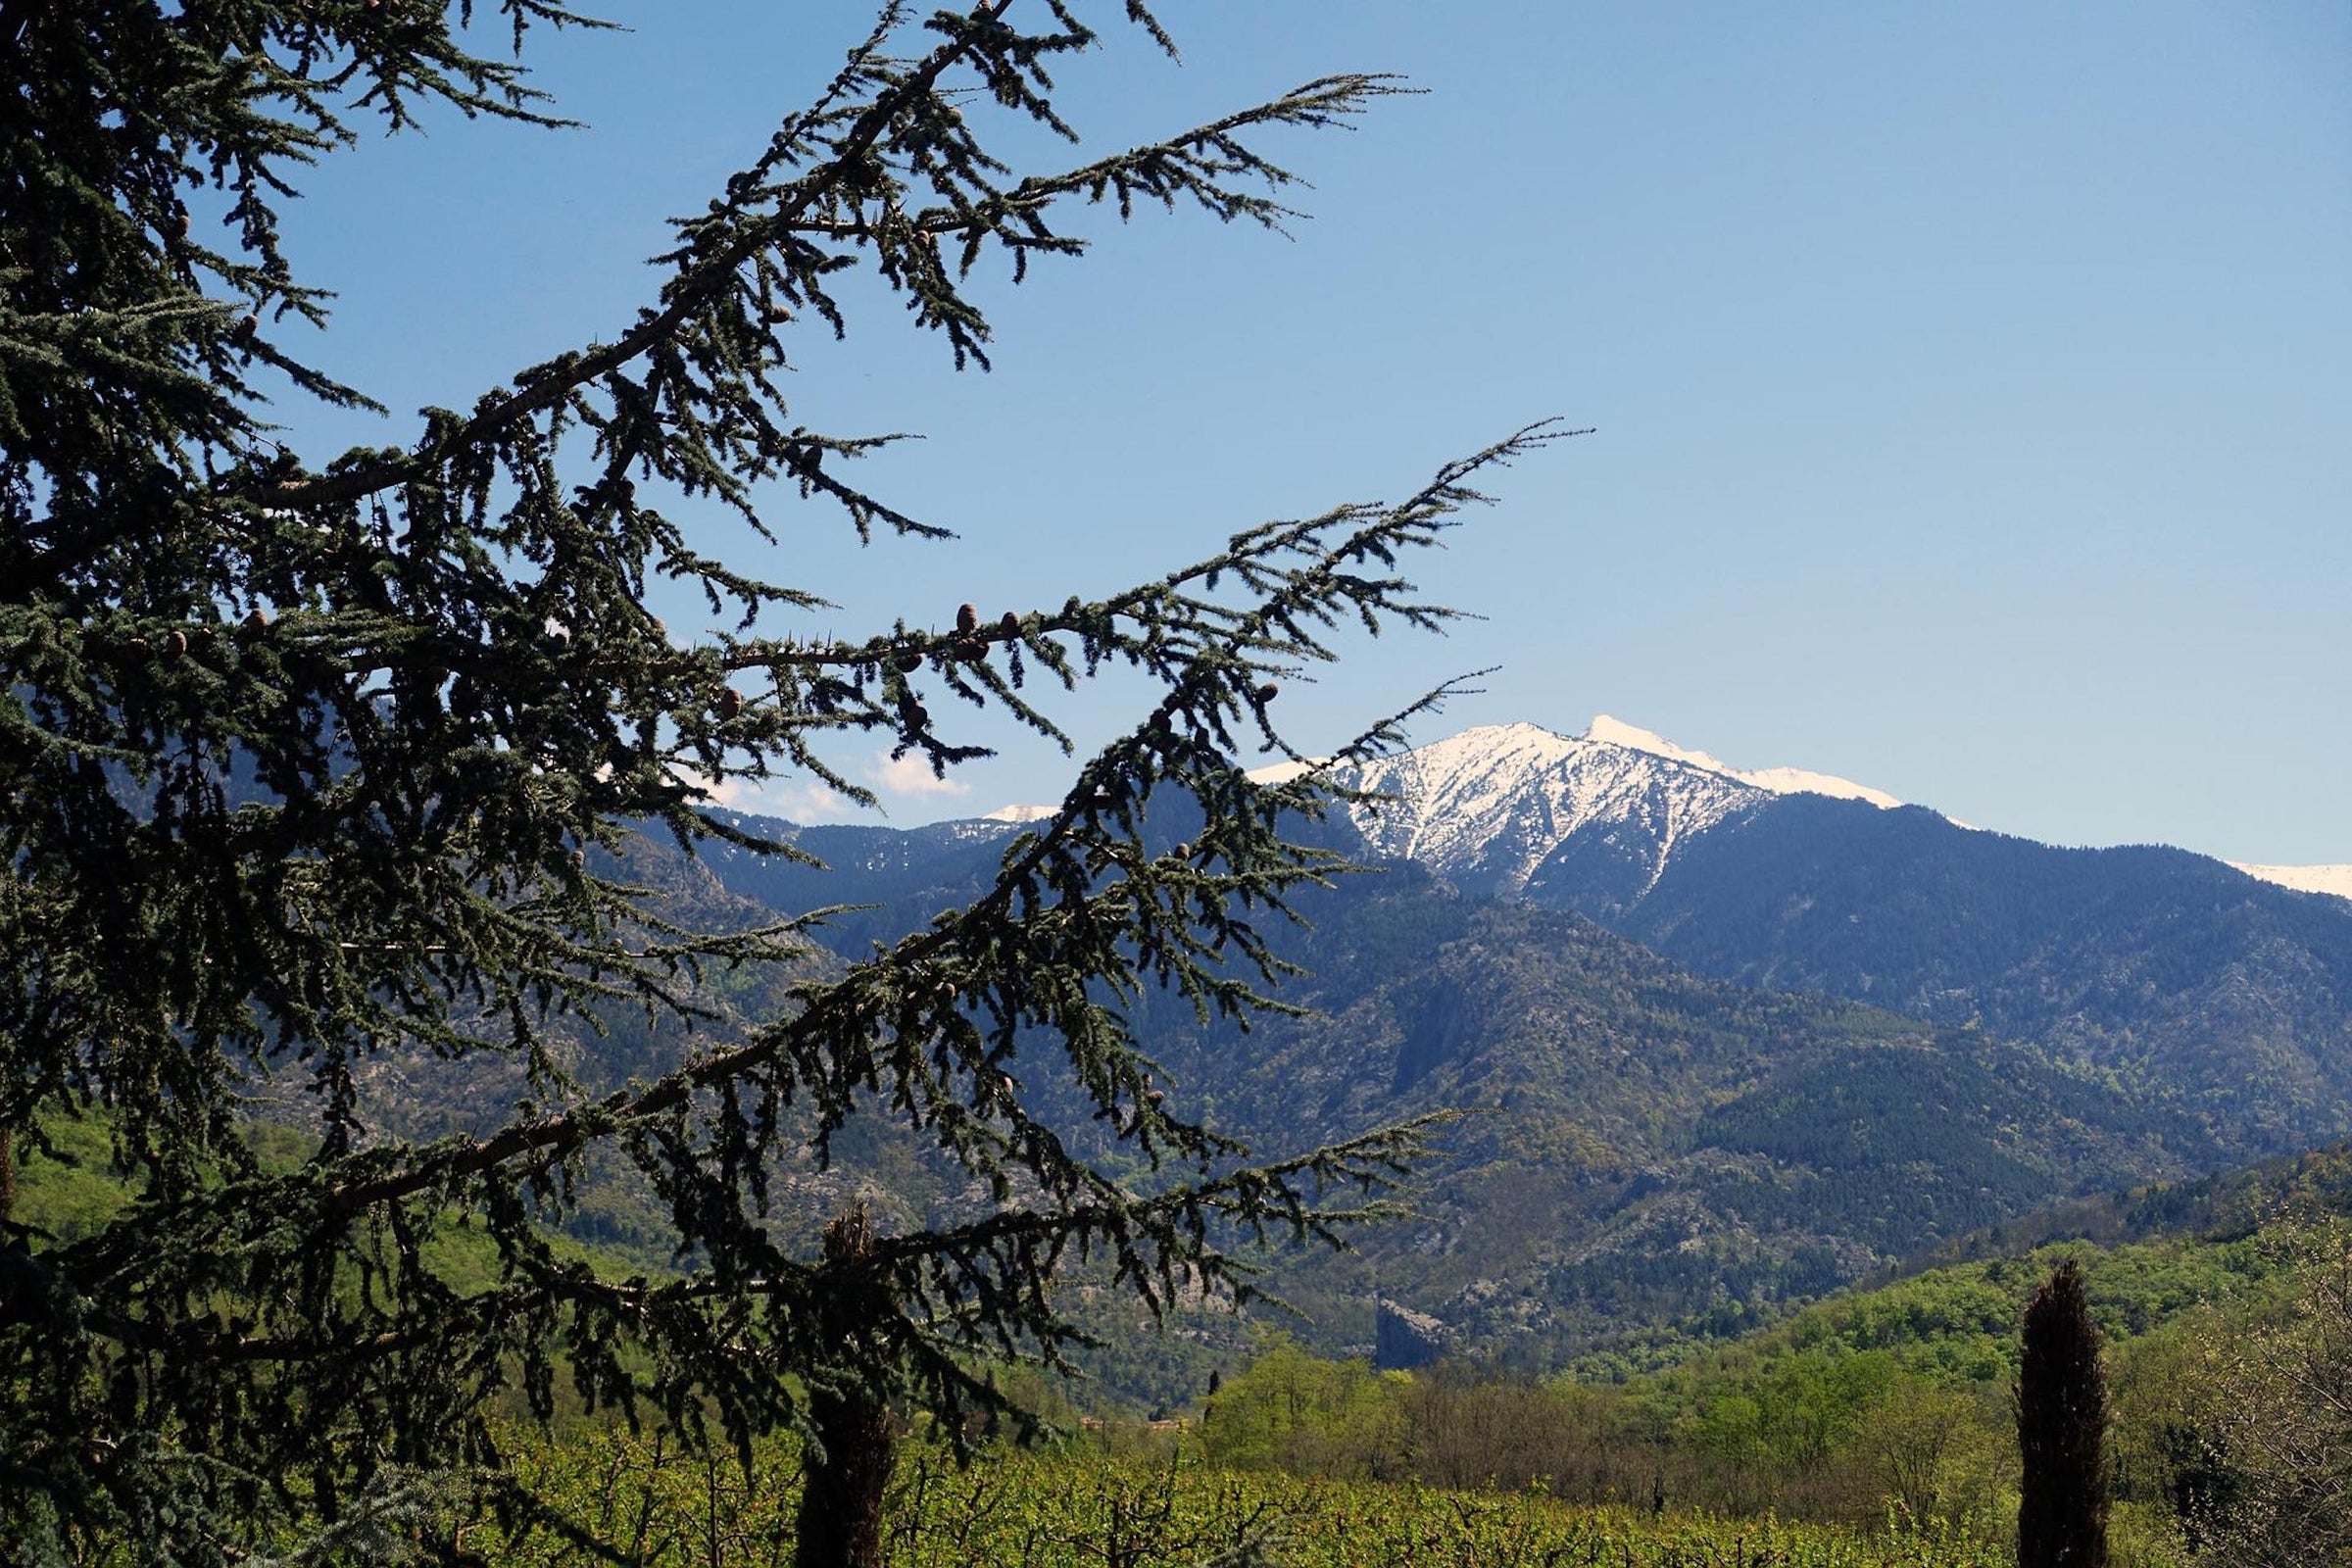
top-left (1584, 714), bottom-right (1902, 808)
top-left (1246, 757), bottom-right (1326, 786)
top-left (2231, 862), bottom-right (2352, 904)
top-left (1343, 718), bottom-right (2347, 912)
top-left (943, 722), bottom-right (2345, 931)
top-left (1333, 716), bottom-right (1925, 899)
top-left (1344, 720), bottom-right (1768, 898)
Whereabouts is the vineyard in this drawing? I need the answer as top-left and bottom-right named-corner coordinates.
top-left (502, 1432), bottom-right (2007, 1568)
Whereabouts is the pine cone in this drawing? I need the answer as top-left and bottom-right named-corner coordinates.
top-left (893, 647), bottom-right (923, 673)
top-left (717, 687), bottom-right (744, 721)
top-left (164, 630), bottom-right (188, 658)
top-left (999, 611), bottom-right (1021, 641)
top-left (956, 603), bottom-right (979, 635)
top-left (1253, 681), bottom-right (1280, 706)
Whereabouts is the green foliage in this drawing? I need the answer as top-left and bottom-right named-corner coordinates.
top-left (1623, 1236), bottom-right (2283, 1390)
top-left (35, 1193), bottom-right (2280, 1565)
top-left (1687, 1351), bottom-right (1903, 1473)
top-left (1149, 1213), bottom-right (2327, 1555)
top-left (2115, 1217), bottom-right (2352, 1565)
top-left (1197, 1335), bottom-right (1408, 1479)
top-left (4, 1110), bottom-right (131, 1246)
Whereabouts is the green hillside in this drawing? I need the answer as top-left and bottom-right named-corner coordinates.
top-left (1183, 1170), bottom-right (2352, 1562)
top-left (18, 1043), bottom-right (2344, 1563)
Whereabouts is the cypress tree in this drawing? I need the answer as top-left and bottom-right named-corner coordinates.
top-left (2017, 1260), bottom-right (2111, 1568)
top-left (0, 4), bottom-right (1557, 1561)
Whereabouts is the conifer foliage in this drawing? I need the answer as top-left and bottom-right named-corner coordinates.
top-left (2016, 1261), bottom-right (2110, 1568)
top-left (0, 2), bottom-right (1552, 1560)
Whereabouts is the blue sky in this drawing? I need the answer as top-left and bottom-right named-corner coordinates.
top-left (269, 2), bottom-right (2350, 863)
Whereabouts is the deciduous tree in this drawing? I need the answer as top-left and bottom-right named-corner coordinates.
top-left (2174, 1219), bottom-right (2352, 1566)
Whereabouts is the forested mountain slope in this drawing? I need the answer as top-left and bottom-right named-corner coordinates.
top-left (654, 808), bottom-right (2225, 1370)
top-left (1113, 877), bottom-right (2216, 1365)
top-left (1522, 793), bottom-right (2352, 1152)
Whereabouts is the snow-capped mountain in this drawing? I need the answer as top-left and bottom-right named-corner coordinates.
top-left (1330, 716), bottom-right (2350, 912)
top-left (2230, 862), bottom-right (2352, 903)
top-left (987, 713), bottom-right (2344, 911)
top-left (1337, 716), bottom-right (1908, 902)
top-left (1343, 721), bottom-right (1750, 900)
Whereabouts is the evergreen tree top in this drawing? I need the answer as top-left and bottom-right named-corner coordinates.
top-left (1, 4), bottom-right (1559, 1559)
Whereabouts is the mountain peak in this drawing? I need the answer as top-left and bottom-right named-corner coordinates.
top-left (1334, 714), bottom-right (1913, 902)
top-left (1343, 719), bottom-right (1762, 900)
top-left (1583, 714), bottom-right (1902, 810)
top-left (1402, 720), bottom-right (1585, 765)
top-left (1585, 713), bottom-right (1735, 772)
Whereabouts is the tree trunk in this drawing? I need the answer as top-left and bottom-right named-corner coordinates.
top-left (793, 1202), bottom-right (898, 1568)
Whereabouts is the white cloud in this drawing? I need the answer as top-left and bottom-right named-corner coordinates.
top-left (666, 750), bottom-right (973, 821)
top-left (728, 778), bottom-right (855, 821)
top-left (671, 766), bottom-right (852, 823)
top-left (866, 750), bottom-right (972, 800)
